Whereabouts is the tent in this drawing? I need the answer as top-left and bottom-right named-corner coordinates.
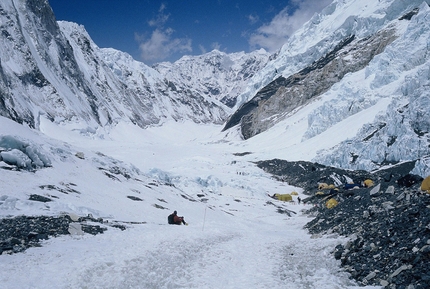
top-left (290, 191), bottom-right (299, 195)
top-left (318, 183), bottom-right (336, 190)
top-left (364, 179), bottom-right (374, 187)
top-left (275, 194), bottom-right (292, 202)
top-left (421, 175), bottom-right (430, 193)
top-left (318, 183), bottom-right (328, 190)
top-left (326, 198), bottom-right (338, 209)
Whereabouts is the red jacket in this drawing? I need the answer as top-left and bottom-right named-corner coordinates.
top-left (173, 215), bottom-right (183, 224)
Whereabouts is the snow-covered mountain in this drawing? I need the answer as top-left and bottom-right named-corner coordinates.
top-left (224, 0), bottom-right (430, 173)
top-left (1, 0), bottom-right (429, 175)
top-left (2, 0), bottom-right (430, 288)
top-left (153, 49), bottom-right (270, 108)
top-left (0, 0), bottom-right (241, 131)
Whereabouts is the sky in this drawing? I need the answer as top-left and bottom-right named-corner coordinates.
top-left (48, 0), bottom-right (332, 65)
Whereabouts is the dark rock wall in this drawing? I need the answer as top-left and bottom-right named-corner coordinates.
top-left (225, 28), bottom-right (398, 139)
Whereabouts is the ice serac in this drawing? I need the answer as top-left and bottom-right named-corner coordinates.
top-left (0, 0), bottom-right (231, 130)
top-left (310, 1), bottom-right (430, 173)
top-left (225, 0), bottom-right (430, 173)
top-left (225, 0), bottom-right (422, 137)
top-left (224, 30), bottom-right (398, 137)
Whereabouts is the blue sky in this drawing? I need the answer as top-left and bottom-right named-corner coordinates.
top-left (48, 0), bottom-right (332, 65)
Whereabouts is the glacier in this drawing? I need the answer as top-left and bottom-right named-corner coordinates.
top-left (1, 0), bottom-right (430, 288)
top-left (223, 0), bottom-right (430, 175)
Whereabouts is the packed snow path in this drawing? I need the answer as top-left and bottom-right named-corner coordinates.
top-left (0, 211), bottom-right (377, 289)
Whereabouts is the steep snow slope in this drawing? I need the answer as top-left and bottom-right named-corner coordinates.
top-left (0, 0), bottom-right (233, 131)
top-left (224, 0), bottom-right (430, 173)
top-left (233, 0), bottom-right (429, 110)
top-left (313, 3), bottom-right (430, 172)
top-left (0, 0), bottom-right (99, 128)
top-left (59, 21), bottom-right (230, 126)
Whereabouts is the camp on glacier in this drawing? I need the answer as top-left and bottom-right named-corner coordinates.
top-left (1, 0), bottom-right (430, 288)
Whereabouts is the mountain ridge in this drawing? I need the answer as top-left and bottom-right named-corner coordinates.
top-left (223, 0), bottom-right (430, 174)
top-left (1, 1), bottom-right (430, 288)
top-left (1, 0), bottom-right (263, 131)
top-left (0, 0), bottom-right (429, 176)
top-left (153, 49), bottom-right (270, 108)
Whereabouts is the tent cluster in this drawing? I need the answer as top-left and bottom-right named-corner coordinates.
top-left (304, 173), bottom-right (430, 288)
top-left (312, 179), bottom-right (376, 209)
top-left (305, 176), bottom-right (430, 210)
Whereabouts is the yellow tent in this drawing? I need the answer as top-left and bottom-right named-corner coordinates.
top-left (318, 183), bottom-right (328, 189)
top-left (315, 191), bottom-right (325, 195)
top-left (326, 198), bottom-right (338, 209)
top-left (319, 183), bottom-right (336, 189)
top-left (364, 179), bottom-right (374, 187)
top-left (290, 191), bottom-right (299, 195)
top-left (275, 194), bottom-right (293, 202)
top-left (421, 176), bottom-right (430, 193)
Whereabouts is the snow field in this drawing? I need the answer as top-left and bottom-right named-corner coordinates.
top-left (0, 208), bottom-right (376, 289)
top-left (0, 117), bottom-right (381, 288)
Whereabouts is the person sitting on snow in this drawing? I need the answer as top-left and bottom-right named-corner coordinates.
top-left (168, 210), bottom-right (187, 225)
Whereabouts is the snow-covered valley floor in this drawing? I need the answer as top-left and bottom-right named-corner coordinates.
top-left (0, 117), bottom-right (379, 288)
top-left (1, 211), bottom-right (370, 289)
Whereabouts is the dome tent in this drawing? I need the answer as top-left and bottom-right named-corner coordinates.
top-left (274, 194), bottom-right (293, 202)
top-left (421, 175), bottom-right (430, 193)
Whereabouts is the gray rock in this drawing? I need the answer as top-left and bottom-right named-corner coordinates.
top-left (370, 184), bottom-right (381, 195)
top-left (75, 152), bottom-right (85, 159)
top-left (385, 186), bottom-right (395, 194)
top-left (68, 223), bottom-right (84, 236)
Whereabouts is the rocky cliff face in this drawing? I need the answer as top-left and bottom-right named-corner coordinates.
top-left (223, 28), bottom-right (399, 137)
top-left (224, 4), bottom-right (419, 138)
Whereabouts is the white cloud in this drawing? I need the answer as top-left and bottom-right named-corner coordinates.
top-left (249, 0), bottom-right (332, 53)
top-left (248, 14), bottom-right (260, 25)
top-left (148, 4), bottom-right (169, 27)
top-left (137, 4), bottom-right (192, 63)
top-left (138, 28), bottom-right (192, 62)
top-left (199, 44), bottom-right (207, 54)
top-left (211, 42), bottom-right (221, 51)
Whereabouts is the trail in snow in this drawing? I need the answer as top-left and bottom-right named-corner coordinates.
top-left (0, 212), bottom-right (375, 289)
